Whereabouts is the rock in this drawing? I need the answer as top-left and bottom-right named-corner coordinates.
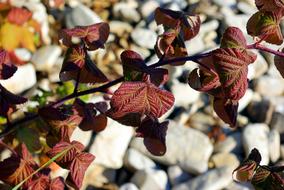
top-left (131, 169), bottom-right (169, 190)
top-left (109, 21), bottom-right (133, 37)
top-left (131, 28), bottom-right (157, 49)
top-left (281, 145), bottom-right (284, 160)
top-left (168, 165), bottom-right (192, 186)
top-left (70, 127), bottom-right (92, 147)
top-left (31, 45), bottom-right (62, 72)
top-left (89, 119), bottom-right (134, 169)
top-left (238, 89), bottom-right (254, 112)
top-left (113, 3), bottom-right (140, 23)
top-left (0, 64), bottom-right (36, 94)
top-left (185, 36), bottom-right (205, 55)
top-left (123, 148), bottom-right (156, 172)
top-left (14, 48), bottom-right (32, 62)
top-left (210, 153), bottom-right (240, 169)
top-left (140, 0), bottom-right (159, 19)
top-left (268, 130), bottom-right (281, 163)
top-left (254, 75), bottom-right (284, 96)
top-left (213, 0), bottom-right (236, 7)
top-left (270, 112), bottom-right (284, 134)
top-left (82, 164), bottom-right (116, 189)
top-left (225, 182), bottom-right (254, 190)
top-left (187, 112), bottom-right (215, 133)
top-left (120, 183), bottom-right (139, 190)
top-left (246, 99), bottom-right (274, 124)
top-left (237, 2), bottom-right (258, 15)
top-left (130, 121), bottom-right (213, 174)
top-left (171, 80), bottom-right (200, 107)
top-left (243, 124), bottom-right (270, 165)
top-left (223, 9), bottom-right (251, 35)
top-left (173, 167), bottom-right (233, 190)
top-left (214, 132), bottom-right (243, 154)
top-left (48, 57), bottom-right (63, 83)
top-left (65, 3), bottom-right (102, 28)
top-left (247, 51), bottom-right (268, 80)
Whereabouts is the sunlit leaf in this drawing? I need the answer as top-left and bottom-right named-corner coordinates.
top-left (255, 0), bottom-right (284, 11)
top-left (67, 152), bottom-right (95, 190)
top-left (109, 81), bottom-right (174, 118)
top-left (213, 98), bottom-right (238, 127)
top-left (221, 27), bottom-right (247, 49)
top-left (247, 11), bottom-right (283, 45)
top-left (213, 48), bottom-right (256, 100)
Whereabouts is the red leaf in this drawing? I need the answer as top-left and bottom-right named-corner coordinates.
top-left (136, 117), bottom-right (169, 156)
top-left (188, 55), bottom-right (223, 97)
top-left (109, 81), bottom-right (174, 118)
top-left (255, 0), bottom-right (284, 11)
top-left (73, 98), bottom-right (107, 132)
top-left (0, 84), bottom-right (27, 117)
top-left (59, 23), bottom-right (110, 50)
top-left (213, 48), bottom-right (256, 100)
top-left (67, 152), bottom-right (95, 190)
top-left (107, 111), bottom-right (142, 127)
top-left (0, 144), bottom-right (37, 188)
top-left (213, 98), bottom-right (238, 127)
top-left (50, 177), bottom-right (65, 190)
top-left (60, 46), bottom-right (108, 83)
top-left (155, 29), bottom-right (188, 66)
top-left (154, 8), bottom-right (201, 41)
top-left (0, 49), bottom-right (17, 79)
top-left (28, 174), bottom-right (50, 190)
top-left (274, 48), bottom-right (284, 79)
top-left (47, 141), bottom-right (85, 168)
top-left (247, 11), bottom-right (283, 45)
top-left (7, 7), bottom-right (32, 25)
top-left (221, 27), bottom-right (247, 48)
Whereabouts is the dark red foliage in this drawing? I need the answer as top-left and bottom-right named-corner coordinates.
top-left (136, 117), bottom-right (169, 156)
top-left (0, 84), bottom-right (27, 117)
top-left (0, 49), bottom-right (17, 80)
top-left (59, 23), bottom-right (110, 50)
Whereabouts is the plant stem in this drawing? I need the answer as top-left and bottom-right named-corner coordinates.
top-left (0, 140), bottom-right (17, 155)
top-left (247, 43), bottom-right (284, 57)
top-left (0, 51), bottom-right (211, 139)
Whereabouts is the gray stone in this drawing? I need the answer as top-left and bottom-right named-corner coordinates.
top-left (131, 169), bottom-right (168, 190)
top-left (70, 127), bottom-right (92, 147)
top-left (140, 0), bottom-right (159, 18)
top-left (255, 75), bottom-right (284, 96)
top-left (123, 148), bottom-right (156, 172)
top-left (109, 21), bottom-right (133, 37)
top-left (131, 28), bottom-right (157, 49)
top-left (268, 129), bottom-right (281, 162)
top-left (214, 132), bottom-right (243, 154)
top-left (247, 51), bottom-right (268, 80)
top-left (171, 80), bottom-right (200, 107)
top-left (113, 3), bottom-right (140, 23)
top-left (237, 2), bottom-right (258, 15)
top-left (185, 36), bottom-right (205, 55)
top-left (225, 182), bottom-right (254, 190)
top-left (130, 121), bottom-right (213, 174)
top-left (238, 89), bottom-right (254, 112)
top-left (120, 183), bottom-right (139, 190)
top-left (271, 112), bottom-right (284, 133)
top-left (246, 99), bottom-right (274, 124)
top-left (168, 165), bottom-right (192, 186)
top-left (0, 64), bottom-right (36, 94)
top-left (65, 3), bottom-right (102, 28)
top-left (89, 119), bottom-right (134, 169)
top-left (187, 112), bottom-right (215, 133)
top-left (210, 153), bottom-right (240, 170)
top-left (32, 45), bottom-right (62, 72)
top-left (243, 124), bottom-right (270, 165)
top-left (213, 0), bottom-right (236, 7)
top-left (173, 167), bottom-right (233, 190)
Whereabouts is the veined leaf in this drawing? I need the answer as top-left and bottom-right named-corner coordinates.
top-left (213, 98), bottom-right (238, 127)
top-left (109, 81), bottom-right (174, 118)
top-left (255, 0), bottom-right (284, 11)
top-left (221, 27), bottom-right (247, 49)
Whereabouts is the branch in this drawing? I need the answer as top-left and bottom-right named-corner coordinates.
top-left (247, 43), bottom-right (284, 58)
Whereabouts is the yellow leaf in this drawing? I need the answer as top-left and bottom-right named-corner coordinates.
top-left (0, 22), bottom-right (21, 51)
top-left (19, 27), bottom-right (36, 52)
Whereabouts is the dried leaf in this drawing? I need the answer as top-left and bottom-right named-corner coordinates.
top-left (7, 7), bottom-right (32, 25)
top-left (136, 117), bottom-right (169, 156)
top-left (67, 152), bottom-right (95, 190)
top-left (109, 81), bottom-right (174, 118)
top-left (247, 11), bottom-right (283, 45)
top-left (59, 23), bottom-right (110, 50)
top-left (213, 48), bottom-right (256, 100)
top-left (0, 49), bottom-right (17, 79)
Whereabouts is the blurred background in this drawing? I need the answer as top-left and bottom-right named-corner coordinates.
top-left (0, 0), bottom-right (283, 189)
